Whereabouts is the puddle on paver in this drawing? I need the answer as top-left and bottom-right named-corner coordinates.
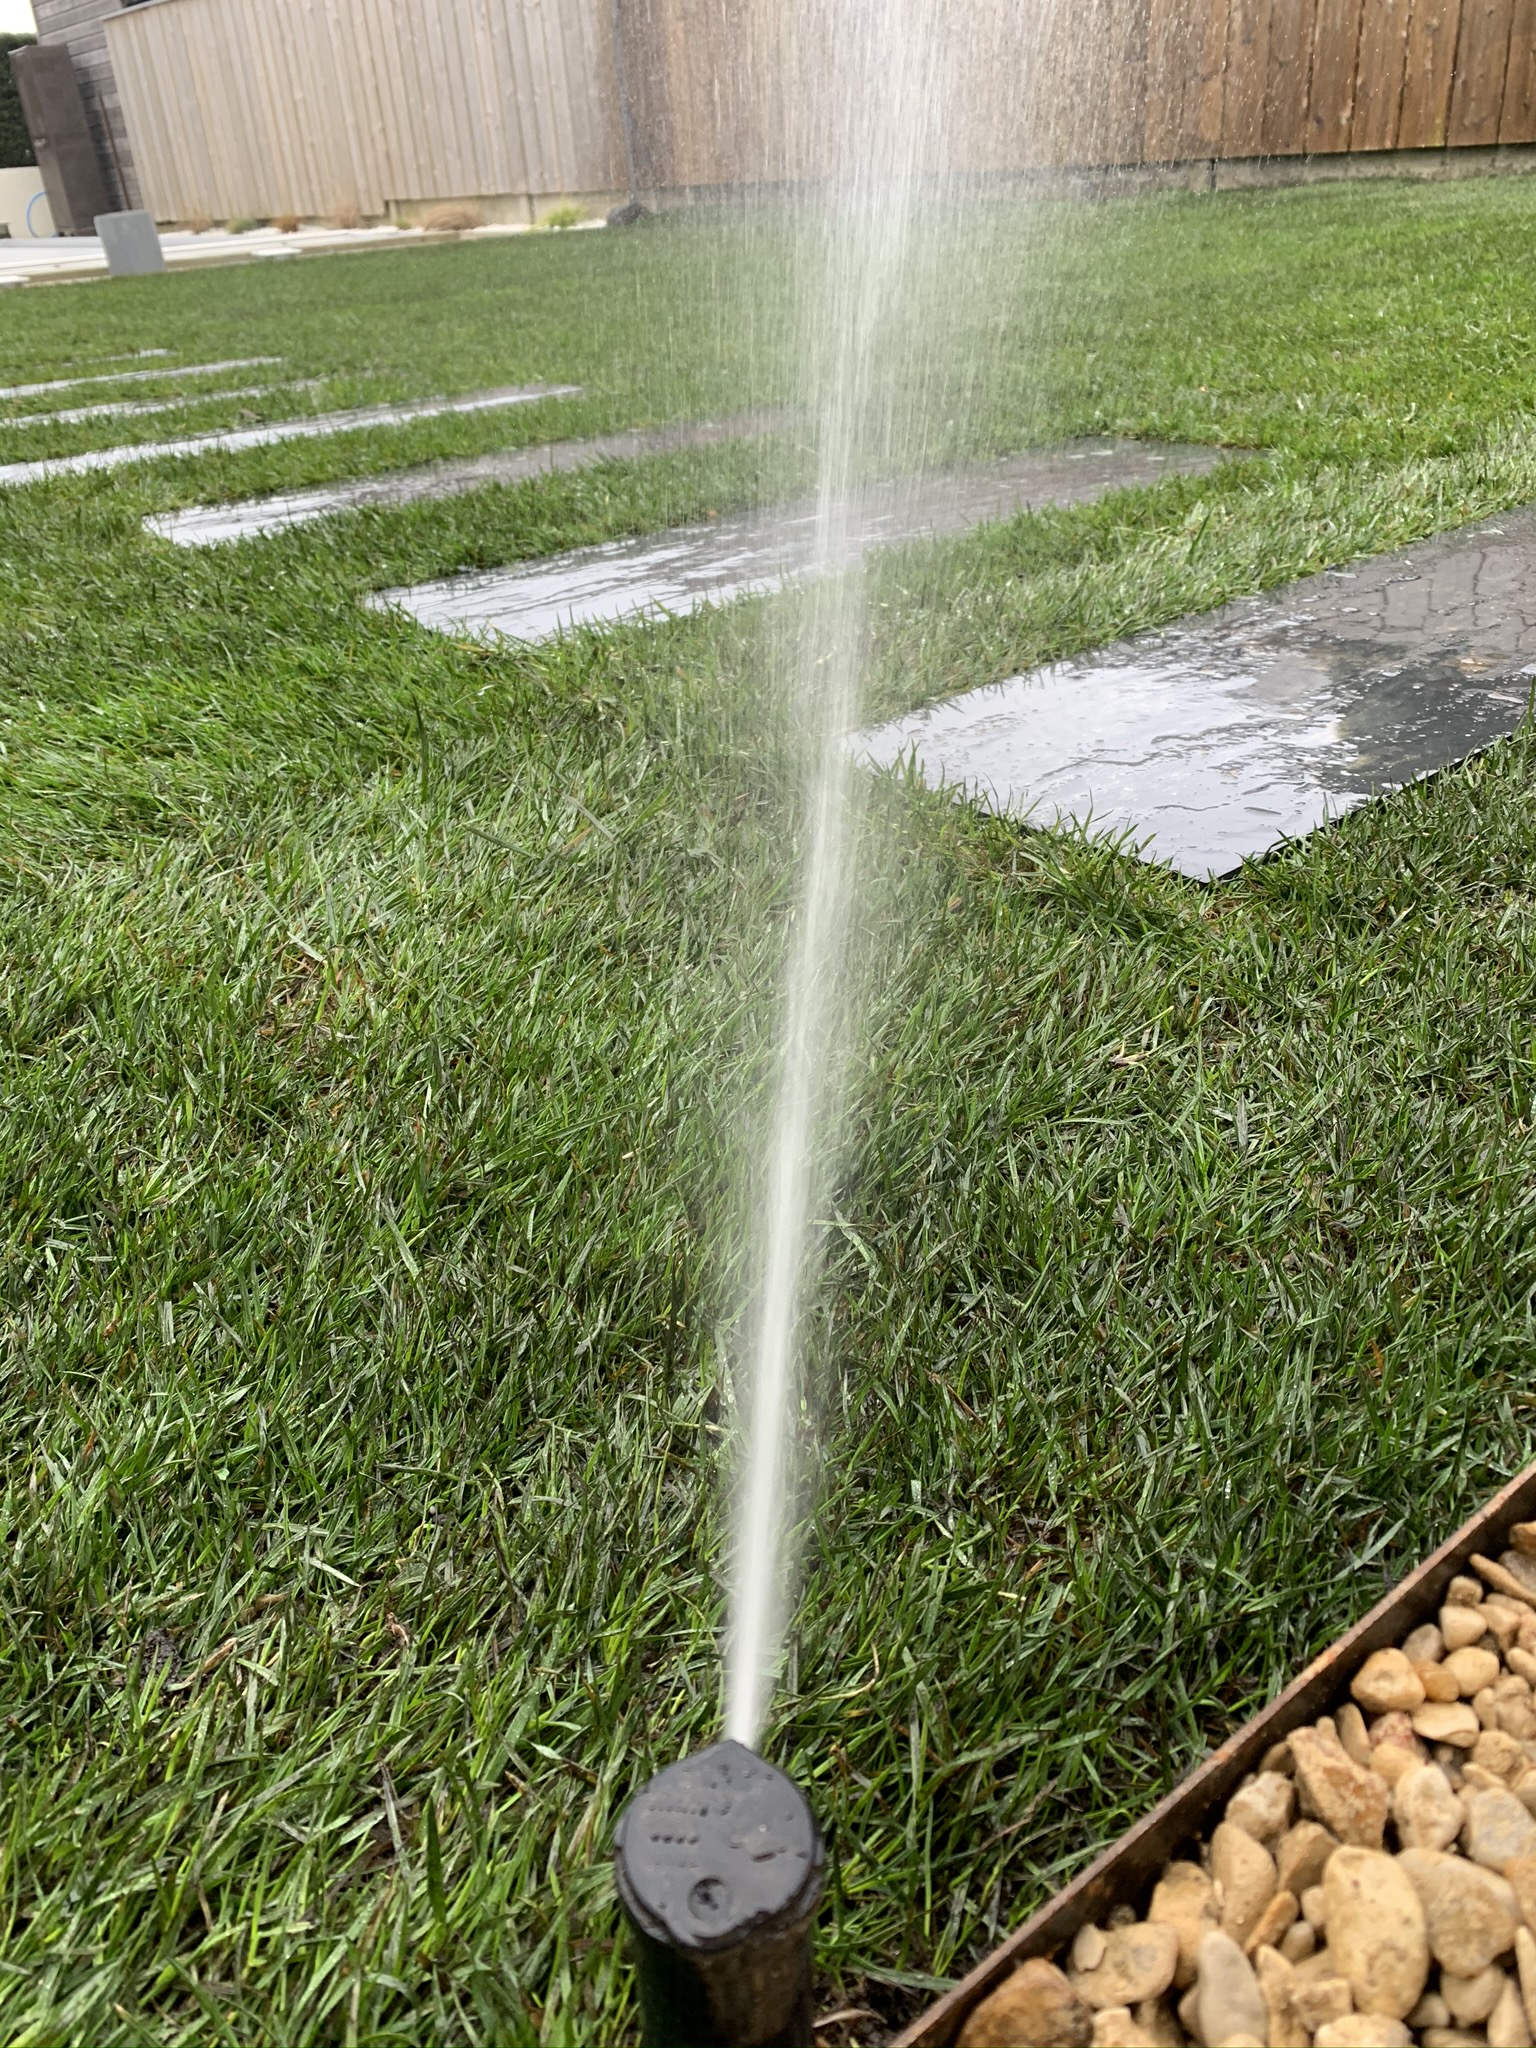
top-left (0, 357), bottom-right (279, 403)
top-left (146, 410), bottom-right (793, 547)
top-left (8, 383), bottom-right (307, 430)
top-left (849, 510), bottom-right (1536, 880)
top-left (370, 440), bottom-right (1229, 642)
top-left (0, 385), bottom-right (580, 487)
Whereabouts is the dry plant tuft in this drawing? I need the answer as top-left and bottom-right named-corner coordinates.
top-left (272, 213), bottom-right (300, 234)
top-left (328, 199), bottom-right (364, 230)
top-left (420, 203), bottom-right (485, 234)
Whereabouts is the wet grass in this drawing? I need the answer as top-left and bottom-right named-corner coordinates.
top-left (5, 176), bottom-right (1536, 2044)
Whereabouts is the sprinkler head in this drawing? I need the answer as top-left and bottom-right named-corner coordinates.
top-left (614, 1739), bottom-right (825, 2048)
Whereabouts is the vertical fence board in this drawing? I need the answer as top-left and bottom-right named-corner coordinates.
top-left (1499, 0), bottom-right (1536, 136)
top-left (1308, 0), bottom-right (1364, 149)
top-left (1222, 0), bottom-right (1272, 152)
top-left (1353, 0), bottom-right (1412, 148)
top-left (1448, 0), bottom-right (1516, 143)
top-left (1399, 0), bottom-right (1465, 144)
top-left (1263, 0), bottom-right (1317, 153)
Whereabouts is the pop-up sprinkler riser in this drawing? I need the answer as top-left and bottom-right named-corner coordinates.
top-left (614, 1741), bottom-right (825, 2048)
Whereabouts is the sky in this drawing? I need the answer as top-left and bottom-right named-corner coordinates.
top-left (0, 0), bottom-right (37, 32)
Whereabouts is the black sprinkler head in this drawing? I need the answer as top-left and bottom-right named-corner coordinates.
top-left (614, 1739), bottom-right (825, 2048)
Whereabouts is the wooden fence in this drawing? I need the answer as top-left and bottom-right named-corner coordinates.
top-left (104, 0), bottom-right (1536, 227)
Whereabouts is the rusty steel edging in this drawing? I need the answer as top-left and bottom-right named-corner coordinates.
top-left (893, 1456), bottom-right (1536, 2048)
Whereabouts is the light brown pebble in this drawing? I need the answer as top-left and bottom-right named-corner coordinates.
top-left (1514, 1649), bottom-right (1536, 1689)
top-left (1448, 1576), bottom-right (1486, 1606)
top-left (1440, 1605), bottom-right (1490, 1652)
top-left (1413, 1701), bottom-right (1483, 1748)
top-left (1131, 1996), bottom-right (1182, 2048)
top-left (1175, 1983), bottom-right (1201, 2042)
top-left (1393, 1764), bottom-right (1466, 1853)
top-left (1277, 1820), bottom-right (1339, 1897)
top-left (1478, 1685), bottom-right (1504, 1731)
top-left (1225, 1771), bottom-right (1295, 1845)
top-left (1073, 1926), bottom-right (1108, 1972)
top-left (1337, 1703), bottom-right (1372, 1768)
top-left (1511, 1523), bottom-right (1536, 1558)
top-left (1370, 1709), bottom-right (1427, 1759)
top-left (1242, 1888), bottom-right (1298, 1957)
top-left (1502, 1551), bottom-right (1536, 1598)
top-left (1474, 1728), bottom-right (1530, 1782)
top-left (1254, 1943), bottom-right (1308, 2048)
top-left (1371, 1744), bottom-right (1419, 1788)
top-left (1441, 1963), bottom-right (1508, 2024)
top-left (1301, 1883), bottom-right (1329, 1930)
top-left (1422, 2031), bottom-right (1494, 2048)
top-left (1280, 1919), bottom-right (1317, 1963)
top-left (1445, 1645), bottom-right (1503, 1697)
top-left (1353, 1649), bottom-right (1428, 1716)
top-left (1194, 1930), bottom-right (1268, 2048)
top-left (1462, 1783), bottom-right (1536, 1868)
top-left (1148, 1862), bottom-right (1219, 1990)
top-left (1490, 1973), bottom-right (1534, 2048)
top-left (1262, 1738), bottom-right (1295, 1778)
top-left (1516, 1924), bottom-right (1536, 2031)
top-left (1069, 1922), bottom-right (1180, 2011)
top-left (1472, 1554), bottom-right (1536, 1611)
top-left (1292, 1972), bottom-right (1354, 2030)
top-left (1291, 1727), bottom-right (1390, 1849)
top-left (1408, 1990), bottom-right (1452, 2028)
top-left (958, 1958), bottom-right (1094, 2048)
top-left (1314, 2018), bottom-right (1412, 2048)
top-left (1484, 1596), bottom-right (1528, 1650)
top-left (1506, 1855), bottom-right (1536, 1937)
top-left (1211, 1822), bottom-right (1278, 1947)
top-left (1403, 1623), bottom-right (1446, 1665)
top-left (1420, 1661), bottom-right (1466, 1701)
top-left (1397, 1846), bottom-right (1520, 1975)
top-left (1323, 1846), bottom-right (1430, 2021)
top-left (1089, 2009), bottom-right (1155, 2048)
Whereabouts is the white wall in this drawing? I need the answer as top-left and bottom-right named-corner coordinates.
top-left (0, 166), bottom-right (54, 238)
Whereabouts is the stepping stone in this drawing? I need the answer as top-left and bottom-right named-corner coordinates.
top-left (144, 410), bottom-right (791, 546)
top-left (849, 509), bottom-right (1536, 879)
top-left (0, 355), bottom-right (276, 402)
top-left (370, 440), bottom-right (1229, 641)
top-left (0, 384), bottom-right (579, 487)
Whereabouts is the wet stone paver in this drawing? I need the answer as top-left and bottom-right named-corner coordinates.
top-left (849, 509), bottom-right (1536, 879)
top-left (146, 412), bottom-right (791, 546)
top-left (368, 440), bottom-right (1230, 641)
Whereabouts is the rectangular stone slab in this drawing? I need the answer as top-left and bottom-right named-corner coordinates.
top-left (369, 441), bottom-right (1230, 643)
top-left (849, 508), bottom-right (1536, 880)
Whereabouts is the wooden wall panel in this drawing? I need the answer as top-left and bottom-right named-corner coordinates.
top-left (103, 0), bottom-right (1536, 224)
top-left (1222, 0), bottom-right (1274, 153)
top-left (1353, 0), bottom-right (1412, 148)
top-left (1263, 0), bottom-right (1317, 154)
top-left (1447, 0), bottom-right (1517, 143)
top-left (1500, 0), bottom-right (1536, 137)
top-left (1308, 0), bottom-right (1365, 149)
top-left (1399, 0), bottom-right (1466, 144)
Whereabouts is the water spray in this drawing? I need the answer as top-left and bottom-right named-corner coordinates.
top-left (614, 1741), bottom-right (825, 2048)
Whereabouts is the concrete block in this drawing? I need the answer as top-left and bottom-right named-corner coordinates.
top-left (94, 209), bottom-right (164, 276)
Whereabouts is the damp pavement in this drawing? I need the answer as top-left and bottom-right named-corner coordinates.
top-left (850, 509), bottom-right (1536, 879)
top-left (368, 440), bottom-right (1230, 640)
top-left (145, 411), bottom-right (795, 546)
top-left (0, 385), bottom-right (579, 486)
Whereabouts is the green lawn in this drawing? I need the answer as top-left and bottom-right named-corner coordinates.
top-left (6, 179), bottom-right (1536, 2045)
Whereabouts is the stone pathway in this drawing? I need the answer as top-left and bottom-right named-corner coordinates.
top-left (0, 385), bottom-right (579, 487)
top-left (370, 441), bottom-right (1230, 642)
top-left (145, 411), bottom-right (793, 546)
top-left (850, 510), bottom-right (1536, 879)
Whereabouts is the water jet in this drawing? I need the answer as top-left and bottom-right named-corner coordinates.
top-left (614, 1740), bottom-right (825, 2048)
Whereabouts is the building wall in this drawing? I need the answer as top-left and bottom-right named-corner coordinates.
top-left (29, 0), bottom-right (138, 208)
top-left (80, 0), bottom-right (1536, 229)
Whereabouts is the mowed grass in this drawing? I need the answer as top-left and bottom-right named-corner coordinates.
top-left (4, 178), bottom-right (1536, 2044)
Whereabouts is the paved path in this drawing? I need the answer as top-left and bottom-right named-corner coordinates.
top-left (852, 511), bottom-right (1536, 878)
